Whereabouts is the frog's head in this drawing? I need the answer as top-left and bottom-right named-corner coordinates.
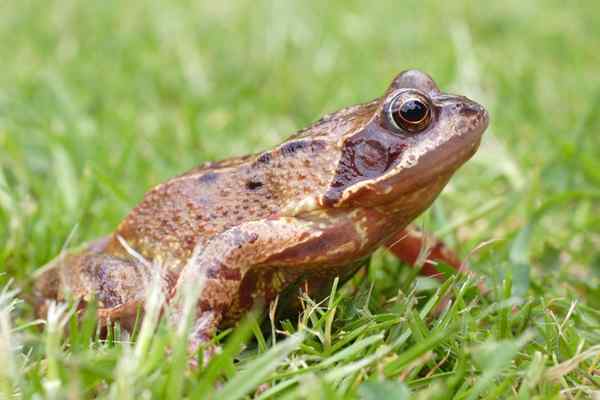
top-left (321, 70), bottom-right (489, 214)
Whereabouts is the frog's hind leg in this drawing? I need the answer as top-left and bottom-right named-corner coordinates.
top-left (34, 241), bottom-right (160, 330)
top-left (385, 225), bottom-right (468, 280)
top-left (385, 226), bottom-right (488, 313)
top-left (33, 236), bottom-right (112, 318)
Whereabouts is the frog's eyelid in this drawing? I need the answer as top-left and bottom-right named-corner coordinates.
top-left (430, 94), bottom-right (467, 107)
top-left (387, 88), bottom-right (429, 102)
top-left (385, 97), bottom-right (404, 131)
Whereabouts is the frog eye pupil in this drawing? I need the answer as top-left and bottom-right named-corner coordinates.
top-left (388, 95), bottom-right (431, 133)
top-left (399, 100), bottom-right (427, 123)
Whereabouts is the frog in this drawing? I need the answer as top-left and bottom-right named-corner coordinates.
top-left (33, 69), bottom-right (489, 356)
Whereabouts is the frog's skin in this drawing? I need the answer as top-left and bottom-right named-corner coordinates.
top-left (34, 70), bottom-right (488, 353)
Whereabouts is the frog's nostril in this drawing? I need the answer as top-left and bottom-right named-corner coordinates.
top-left (459, 103), bottom-right (482, 118)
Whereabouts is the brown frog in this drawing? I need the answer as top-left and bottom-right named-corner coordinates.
top-left (34, 70), bottom-right (488, 354)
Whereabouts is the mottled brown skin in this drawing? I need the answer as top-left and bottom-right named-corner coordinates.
top-left (34, 70), bottom-right (488, 355)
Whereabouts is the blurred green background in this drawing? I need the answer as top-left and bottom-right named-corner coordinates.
top-left (1, 1), bottom-right (599, 305)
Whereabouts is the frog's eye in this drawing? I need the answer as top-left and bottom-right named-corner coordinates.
top-left (387, 93), bottom-right (432, 134)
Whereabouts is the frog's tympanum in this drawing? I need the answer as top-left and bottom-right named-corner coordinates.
top-left (34, 70), bottom-right (488, 357)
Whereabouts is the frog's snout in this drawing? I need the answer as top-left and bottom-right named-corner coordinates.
top-left (433, 93), bottom-right (489, 138)
top-left (468, 100), bottom-right (490, 130)
top-left (460, 98), bottom-right (489, 132)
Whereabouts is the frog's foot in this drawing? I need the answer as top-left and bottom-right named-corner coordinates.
top-left (385, 225), bottom-right (480, 284)
top-left (33, 236), bottom-right (111, 317)
top-left (386, 226), bottom-right (487, 314)
top-left (33, 241), bottom-right (165, 335)
top-left (164, 314), bottom-right (222, 370)
top-left (183, 310), bottom-right (223, 368)
top-left (97, 301), bottom-right (147, 332)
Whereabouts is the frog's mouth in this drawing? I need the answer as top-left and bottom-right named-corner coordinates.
top-left (392, 125), bottom-right (485, 194)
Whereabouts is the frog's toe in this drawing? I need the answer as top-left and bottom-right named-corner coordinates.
top-left (97, 301), bottom-right (146, 331)
top-left (188, 343), bottom-right (222, 370)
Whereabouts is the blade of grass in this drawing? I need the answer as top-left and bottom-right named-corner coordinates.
top-left (213, 332), bottom-right (305, 400)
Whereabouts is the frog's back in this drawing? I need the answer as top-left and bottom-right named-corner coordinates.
top-left (106, 136), bottom-right (340, 271)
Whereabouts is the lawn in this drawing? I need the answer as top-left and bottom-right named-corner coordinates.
top-left (1, 0), bottom-right (600, 398)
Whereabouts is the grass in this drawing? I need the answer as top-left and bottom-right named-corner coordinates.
top-left (1, 0), bottom-right (600, 398)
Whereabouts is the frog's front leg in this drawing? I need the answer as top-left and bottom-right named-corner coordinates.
top-left (385, 225), bottom-right (466, 279)
top-left (170, 217), bottom-right (334, 356)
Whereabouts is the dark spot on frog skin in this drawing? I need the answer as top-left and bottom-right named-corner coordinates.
top-left (248, 233), bottom-right (259, 243)
top-left (206, 263), bottom-right (242, 281)
top-left (238, 270), bottom-right (258, 309)
top-left (281, 140), bottom-right (307, 156)
top-left (256, 152), bottom-right (272, 164)
top-left (245, 179), bottom-right (263, 191)
top-left (354, 140), bottom-right (389, 175)
top-left (322, 124), bottom-right (406, 206)
top-left (198, 172), bottom-right (218, 184)
top-left (331, 139), bottom-right (402, 188)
